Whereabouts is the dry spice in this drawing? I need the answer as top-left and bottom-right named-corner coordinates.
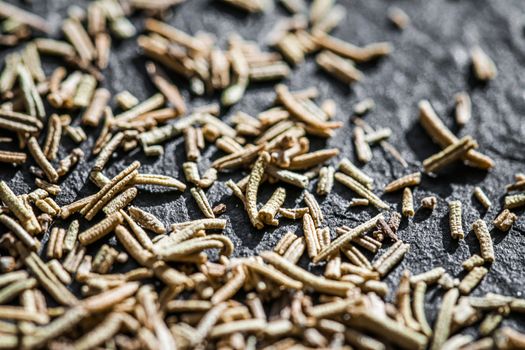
top-left (504, 193), bottom-right (525, 209)
top-left (431, 288), bottom-right (459, 350)
top-left (462, 254), bottom-right (485, 271)
top-left (245, 260), bottom-right (302, 290)
top-left (353, 98), bottom-right (375, 115)
top-left (471, 46), bottom-right (497, 81)
top-left (419, 100), bottom-right (494, 169)
top-left (349, 307), bottom-right (428, 350)
top-left (128, 206), bottom-right (166, 234)
top-left (0, 214), bottom-right (38, 251)
top-left (473, 186), bottom-right (491, 209)
top-left (374, 242), bottom-right (410, 277)
top-left (413, 281), bottom-right (432, 336)
top-left (102, 187), bottom-right (137, 215)
top-left (245, 152), bottom-right (270, 229)
top-left (0, 181), bottom-right (34, 229)
top-left (17, 63), bottom-right (45, 118)
top-left (354, 126), bottom-right (372, 163)
top-left (266, 166), bottom-right (309, 188)
top-left (0, 150), bottom-right (26, 164)
top-left (449, 200), bottom-right (465, 239)
top-left (120, 210), bottom-right (153, 252)
top-left (0, 1), bottom-right (519, 348)
top-left (314, 32), bottom-right (392, 63)
top-left (303, 213), bottom-right (320, 258)
top-left (316, 50), bottom-right (363, 84)
top-left (374, 216), bottom-right (398, 242)
top-left (353, 235), bottom-right (381, 253)
top-left (314, 213), bottom-right (382, 263)
top-left (348, 198), bottom-right (369, 207)
top-left (210, 267), bottom-right (245, 304)
top-left (47, 259), bottom-right (71, 285)
top-left (146, 61), bottom-right (186, 115)
top-left (316, 165), bottom-right (334, 195)
top-left (184, 126), bottom-right (200, 161)
top-left (24, 252), bottom-right (78, 306)
top-left (27, 137), bottom-right (59, 183)
top-left (132, 174), bottom-right (186, 191)
top-left (388, 7), bottom-right (410, 29)
top-left (364, 127), bottom-right (392, 144)
top-left (78, 212), bottom-right (124, 245)
top-left (190, 187), bottom-right (215, 219)
top-left (438, 273), bottom-right (458, 290)
top-left (64, 125), bottom-right (87, 144)
top-left (455, 92), bottom-right (472, 127)
top-left (274, 232), bottom-right (297, 255)
top-left (42, 114), bottom-right (61, 161)
top-left (459, 266), bottom-right (488, 295)
top-left (93, 132), bottom-right (124, 172)
top-left (423, 136), bottom-right (478, 173)
top-left (304, 191), bottom-right (323, 227)
top-left (421, 196), bottom-right (437, 210)
top-left (410, 267), bottom-right (445, 286)
top-left (384, 172), bottom-right (421, 193)
top-left (493, 209), bottom-right (517, 232)
top-left (396, 271), bottom-right (420, 331)
top-left (261, 251), bottom-right (354, 296)
top-left (288, 148), bottom-right (340, 170)
top-left (73, 74), bottom-right (97, 108)
top-left (494, 327), bottom-right (525, 349)
top-left (472, 219), bottom-right (495, 263)
top-left (276, 84), bottom-right (342, 132)
top-left (338, 157), bottom-right (374, 189)
top-left (82, 88), bottom-right (110, 127)
top-left (402, 187), bottom-right (415, 217)
top-left (258, 187), bottom-right (286, 225)
top-left (81, 161), bottom-right (140, 220)
top-left (335, 172), bottom-right (389, 209)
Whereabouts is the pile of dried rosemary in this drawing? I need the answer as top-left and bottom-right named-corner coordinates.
top-left (0, 0), bottom-right (523, 349)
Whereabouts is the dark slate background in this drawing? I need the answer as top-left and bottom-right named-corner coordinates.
top-left (1, 0), bottom-right (525, 336)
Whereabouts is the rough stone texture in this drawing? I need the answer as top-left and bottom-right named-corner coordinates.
top-left (1, 0), bottom-right (525, 334)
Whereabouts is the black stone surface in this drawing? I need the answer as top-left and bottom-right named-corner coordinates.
top-left (1, 0), bottom-right (525, 336)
